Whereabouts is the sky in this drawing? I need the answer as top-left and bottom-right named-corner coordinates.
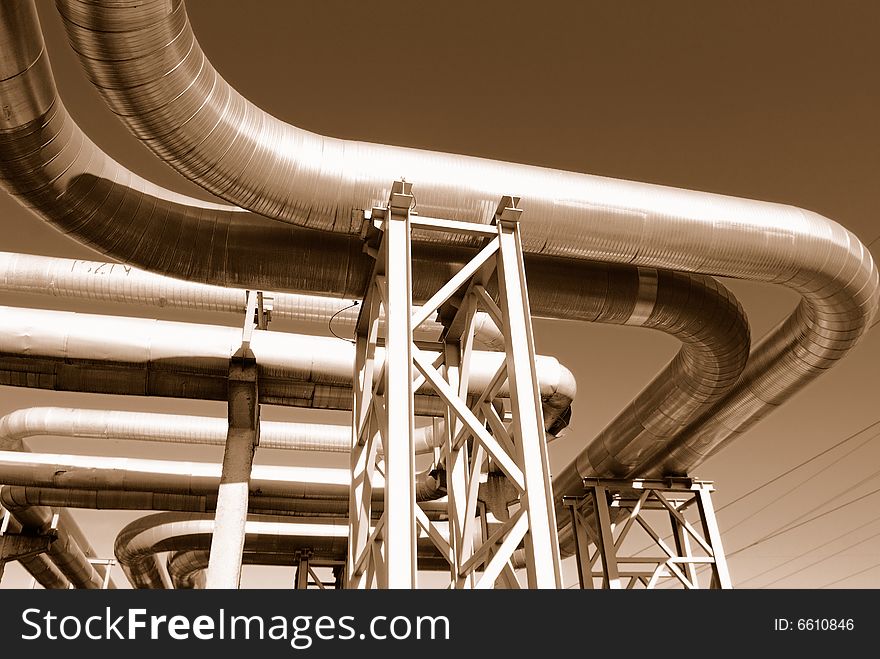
top-left (1, 0), bottom-right (879, 588)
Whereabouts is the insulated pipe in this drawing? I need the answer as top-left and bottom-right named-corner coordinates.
top-left (0, 251), bottom-right (505, 349)
top-left (0, 485), bottom-right (453, 520)
top-left (0, 450), bottom-right (446, 504)
top-left (0, 416), bottom-right (123, 590)
top-left (115, 513), bottom-right (350, 589)
top-left (0, 306), bottom-right (575, 430)
top-left (0, 406), bottom-right (444, 455)
top-left (0, 451), bottom-right (360, 500)
top-left (0, 3), bottom-right (753, 479)
top-left (52, 0), bottom-right (878, 481)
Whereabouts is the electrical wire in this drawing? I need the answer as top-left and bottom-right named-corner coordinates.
top-left (720, 419), bottom-right (880, 513)
top-left (722, 429), bottom-right (880, 536)
top-left (736, 515), bottom-right (880, 587)
top-left (818, 560), bottom-right (880, 588)
top-left (727, 484), bottom-right (880, 558)
top-left (758, 526), bottom-right (880, 589)
top-left (328, 301), bottom-right (359, 343)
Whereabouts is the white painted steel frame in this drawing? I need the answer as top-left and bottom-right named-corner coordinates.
top-left (346, 182), bottom-right (562, 589)
top-left (564, 478), bottom-right (731, 589)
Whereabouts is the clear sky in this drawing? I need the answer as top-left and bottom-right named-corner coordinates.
top-left (1, 0), bottom-right (879, 589)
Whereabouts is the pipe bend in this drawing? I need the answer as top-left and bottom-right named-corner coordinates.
top-left (3, 2), bottom-right (755, 491)
top-left (51, 0), bottom-right (878, 481)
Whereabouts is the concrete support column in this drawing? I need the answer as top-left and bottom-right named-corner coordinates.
top-left (206, 354), bottom-right (259, 589)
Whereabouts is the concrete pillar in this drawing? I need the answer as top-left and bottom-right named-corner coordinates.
top-left (206, 354), bottom-right (259, 589)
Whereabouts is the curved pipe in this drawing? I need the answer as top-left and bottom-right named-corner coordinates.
top-left (0, 406), bottom-right (444, 455)
top-left (167, 550), bottom-right (327, 590)
top-left (0, 251), bottom-right (505, 349)
top-left (118, 512), bottom-right (451, 589)
top-left (115, 513), bottom-right (350, 588)
top-left (52, 0), bottom-right (878, 482)
top-left (0, 306), bottom-right (575, 429)
top-left (0, 4), bottom-right (754, 480)
top-left (0, 485), bottom-right (452, 520)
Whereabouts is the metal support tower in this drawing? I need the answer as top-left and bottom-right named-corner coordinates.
top-left (564, 477), bottom-right (731, 589)
top-left (206, 290), bottom-right (267, 588)
top-left (347, 180), bottom-right (562, 589)
top-left (292, 552), bottom-right (339, 589)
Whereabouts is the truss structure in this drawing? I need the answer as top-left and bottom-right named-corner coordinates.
top-left (564, 477), bottom-right (731, 589)
top-left (346, 180), bottom-right (562, 589)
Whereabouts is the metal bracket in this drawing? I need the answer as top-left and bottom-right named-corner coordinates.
top-left (0, 532), bottom-right (56, 564)
top-left (241, 290), bottom-right (273, 349)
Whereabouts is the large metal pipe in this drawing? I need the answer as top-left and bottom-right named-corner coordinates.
top-left (0, 305), bottom-right (575, 428)
top-left (0, 485), bottom-right (452, 521)
top-left (0, 251), bottom-right (505, 349)
top-left (0, 451), bottom-right (444, 509)
top-left (50, 0), bottom-right (878, 482)
top-left (0, 406), bottom-right (445, 455)
top-left (115, 513), bottom-right (350, 589)
top-left (0, 248), bottom-right (755, 471)
top-left (0, 3), bottom-right (755, 481)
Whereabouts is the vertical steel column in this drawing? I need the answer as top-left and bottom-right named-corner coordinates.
top-left (347, 293), bottom-right (378, 589)
top-left (670, 510), bottom-right (699, 587)
top-left (695, 484), bottom-right (733, 589)
top-left (382, 184), bottom-right (418, 589)
top-left (206, 355), bottom-right (259, 589)
top-left (565, 499), bottom-right (594, 589)
top-left (294, 551), bottom-right (311, 590)
top-left (495, 211), bottom-right (562, 589)
top-left (443, 341), bottom-right (474, 588)
top-left (591, 485), bottom-right (622, 589)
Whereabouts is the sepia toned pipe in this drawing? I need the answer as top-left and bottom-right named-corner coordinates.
top-left (119, 512), bottom-right (453, 589)
top-left (0, 251), bottom-right (505, 349)
top-left (0, 305), bottom-right (575, 429)
top-left (51, 0), bottom-right (878, 483)
top-left (114, 513), bottom-right (350, 588)
top-left (0, 406), bottom-right (445, 455)
top-left (0, 3), bottom-right (754, 481)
